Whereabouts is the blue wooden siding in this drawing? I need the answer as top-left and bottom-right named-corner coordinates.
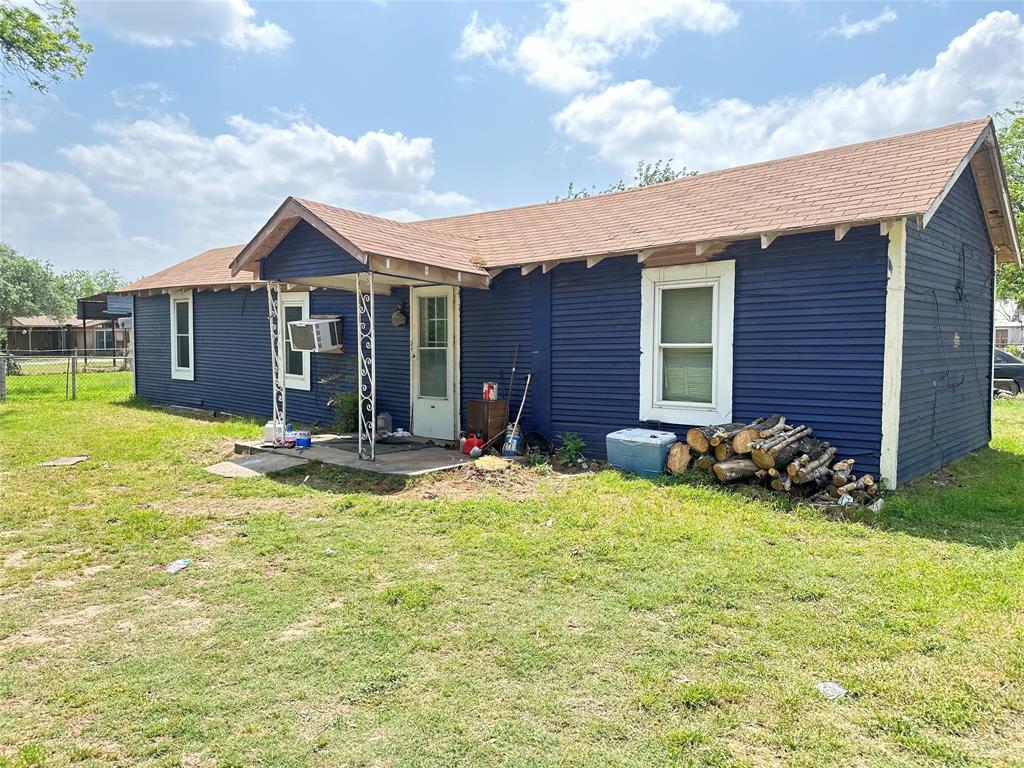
top-left (550, 258), bottom-right (641, 452)
top-left (459, 271), bottom-right (537, 431)
top-left (374, 287), bottom-right (411, 430)
top-left (898, 167), bottom-right (994, 484)
top-left (544, 230), bottom-right (887, 469)
top-left (136, 229), bottom-right (888, 467)
top-left (134, 285), bottom-right (410, 428)
top-left (261, 220), bottom-right (364, 281)
top-left (135, 289), bottom-right (271, 415)
top-left (727, 228), bottom-right (887, 474)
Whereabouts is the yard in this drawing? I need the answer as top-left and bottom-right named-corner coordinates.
top-left (1, 378), bottom-right (1023, 768)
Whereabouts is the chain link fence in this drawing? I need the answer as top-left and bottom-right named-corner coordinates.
top-left (1, 349), bottom-right (133, 401)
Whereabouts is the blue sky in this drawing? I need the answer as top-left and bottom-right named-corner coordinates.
top-left (1, 0), bottom-right (1022, 278)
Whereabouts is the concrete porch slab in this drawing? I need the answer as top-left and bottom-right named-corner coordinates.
top-left (207, 452), bottom-right (310, 478)
top-left (234, 436), bottom-right (473, 476)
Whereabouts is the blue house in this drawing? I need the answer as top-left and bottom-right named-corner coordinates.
top-left (119, 119), bottom-right (1020, 487)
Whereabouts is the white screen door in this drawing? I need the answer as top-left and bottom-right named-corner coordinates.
top-left (410, 286), bottom-right (458, 439)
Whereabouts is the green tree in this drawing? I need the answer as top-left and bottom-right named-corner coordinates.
top-left (555, 159), bottom-right (697, 201)
top-left (1, 243), bottom-right (123, 326)
top-left (0, 242), bottom-right (62, 322)
top-left (995, 102), bottom-right (1024, 313)
top-left (0, 0), bottom-right (91, 97)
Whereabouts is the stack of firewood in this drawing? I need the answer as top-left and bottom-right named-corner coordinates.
top-left (664, 415), bottom-right (879, 506)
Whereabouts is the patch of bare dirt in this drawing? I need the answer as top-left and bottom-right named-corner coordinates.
top-left (156, 496), bottom-right (326, 519)
top-left (906, 465), bottom-right (967, 490)
top-left (398, 457), bottom-right (576, 502)
top-left (0, 604), bottom-right (112, 651)
top-left (3, 549), bottom-right (29, 569)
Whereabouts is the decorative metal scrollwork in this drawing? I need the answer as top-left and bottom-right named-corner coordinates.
top-left (356, 272), bottom-right (376, 460)
top-left (266, 281), bottom-right (287, 445)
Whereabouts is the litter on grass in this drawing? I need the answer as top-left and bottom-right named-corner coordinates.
top-left (166, 558), bottom-right (190, 574)
top-left (816, 681), bottom-right (847, 700)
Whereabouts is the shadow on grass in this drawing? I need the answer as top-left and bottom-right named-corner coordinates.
top-left (113, 395), bottom-right (262, 424)
top-left (876, 446), bottom-right (1024, 549)
top-left (272, 462), bottom-right (415, 496)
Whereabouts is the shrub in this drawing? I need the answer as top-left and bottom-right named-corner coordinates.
top-left (1008, 344), bottom-right (1023, 359)
top-left (3, 355), bottom-right (22, 376)
top-left (555, 432), bottom-right (586, 465)
top-left (331, 391), bottom-right (359, 433)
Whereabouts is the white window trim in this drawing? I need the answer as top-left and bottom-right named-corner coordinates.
top-left (640, 261), bottom-right (735, 425)
top-left (282, 291), bottom-right (311, 391)
top-left (169, 289), bottom-right (194, 381)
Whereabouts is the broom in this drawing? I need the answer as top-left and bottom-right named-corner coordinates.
top-left (502, 372), bottom-right (532, 456)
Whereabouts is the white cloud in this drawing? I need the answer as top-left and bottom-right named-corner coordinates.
top-left (554, 11), bottom-right (1024, 172)
top-left (49, 111), bottom-right (472, 271)
top-left (827, 7), bottom-right (898, 39)
top-left (110, 82), bottom-right (175, 113)
top-left (456, 10), bottom-right (512, 65)
top-left (82, 0), bottom-right (292, 53)
top-left (458, 0), bottom-right (738, 94)
top-left (0, 161), bottom-right (173, 274)
top-left (1, 102), bottom-right (37, 134)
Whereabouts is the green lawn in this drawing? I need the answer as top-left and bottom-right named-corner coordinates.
top-left (1, 378), bottom-right (1023, 767)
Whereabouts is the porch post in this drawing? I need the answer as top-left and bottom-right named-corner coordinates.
top-left (356, 271), bottom-right (376, 460)
top-left (266, 281), bottom-right (287, 445)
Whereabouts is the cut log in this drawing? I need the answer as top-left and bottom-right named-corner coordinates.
top-left (665, 442), bottom-right (691, 475)
top-left (751, 428), bottom-right (812, 469)
top-left (713, 458), bottom-right (761, 483)
top-left (714, 442), bottom-right (736, 462)
top-left (832, 470), bottom-right (855, 487)
top-left (793, 445), bottom-right (836, 479)
top-left (832, 459), bottom-right (855, 474)
top-left (795, 464), bottom-right (833, 485)
top-left (758, 415), bottom-right (787, 439)
top-left (695, 453), bottom-right (715, 471)
top-left (795, 474), bottom-right (833, 496)
top-left (686, 426), bottom-right (718, 453)
top-left (831, 478), bottom-right (869, 497)
top-left (707, 419), bottom-right (764, 449)
top-left (771, 475), bottom-right (792, 492)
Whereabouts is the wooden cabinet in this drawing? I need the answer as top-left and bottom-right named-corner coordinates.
top-left (466, 399), bottom-right (508, 443)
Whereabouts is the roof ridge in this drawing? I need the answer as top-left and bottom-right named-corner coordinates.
top-left (293, 197), bottom-right (482, 246)
top-left (409, 117), bottom-right (992, 231)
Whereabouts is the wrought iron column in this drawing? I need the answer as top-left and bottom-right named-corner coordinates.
top-left (356, 272), bottom-right (376, 460)
top-left (266, 281), bottom-right (287, 445)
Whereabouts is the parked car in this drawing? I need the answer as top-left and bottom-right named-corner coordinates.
top-left (994, 348), bottom-right (1024, 394)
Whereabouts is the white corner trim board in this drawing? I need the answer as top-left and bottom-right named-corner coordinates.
top-left (639, 260), bottom-right (735, 426)
top-left (879, 217), bottom-right (907, 489)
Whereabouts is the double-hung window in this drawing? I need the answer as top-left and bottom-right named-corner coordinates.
top-left (282, 292), bottom-right (311, 391)
top-left (640, 261), bottom-right (735, 425)
top-left (170, 290), bottom-right (194, 381)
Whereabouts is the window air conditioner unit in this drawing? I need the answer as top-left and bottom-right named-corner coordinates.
top-left (287, 318), bottom-right (342, 352)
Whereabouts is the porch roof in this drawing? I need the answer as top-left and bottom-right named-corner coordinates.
top-left (230, 118), bottom-right (1018, 281)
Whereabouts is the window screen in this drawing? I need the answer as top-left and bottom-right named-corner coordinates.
top-left (659, 286), bottom-right (714, 403)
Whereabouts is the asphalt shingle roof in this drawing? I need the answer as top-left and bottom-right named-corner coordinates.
top-left (125, 118), bottom-right (1017, 292)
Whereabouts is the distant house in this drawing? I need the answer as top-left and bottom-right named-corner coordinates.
top-left (995, 300), bottom-right (1024, 349)
top-left (0, 315), bottom-right (118, 353)
top-left (117, 118), bottom-right (1020, 487)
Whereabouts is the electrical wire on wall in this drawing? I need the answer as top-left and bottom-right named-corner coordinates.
top-left (902, 238), bottom-right (994, 469)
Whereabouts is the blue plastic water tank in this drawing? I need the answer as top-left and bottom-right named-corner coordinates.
top-left (606, 428), bottom-right (678, 477)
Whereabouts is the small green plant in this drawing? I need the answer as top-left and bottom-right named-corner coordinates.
top-left (1008, 344), bottom-right (1023, 359)
top-left (321, 370), bottom-right (359, 433)
top-left (527, 450), bottom-right (550, 469)
top-left (331, 391), bottom-right (359, 433)
top-left (555, 431), bottom-right (586, 465)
